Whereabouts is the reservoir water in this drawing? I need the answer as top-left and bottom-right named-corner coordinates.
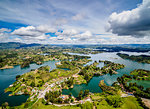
top-left (0, 60), bottom-right (58, 106)
top-left (62, 52), bottom-right (150, 97)
top-left (0, 52), bottom-right (150, 105)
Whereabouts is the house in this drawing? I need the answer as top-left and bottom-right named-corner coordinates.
top-left (9, 84), bottom-right (13, 87)
top-left (60, 95), bottom-right (69, 100)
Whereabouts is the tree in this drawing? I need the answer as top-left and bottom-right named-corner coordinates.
top-left (57, 98), bottom-right (63, 104)
top-left (78, 90), bottom-right (83, 100)
top-left (30, 81), bottom-right (35, 87)
top-left (71, 98), bottom-right (74, 103)
top-left (106, 95), bottom-right (123, 108)
top-left (81, 101), bottom-right (93, 109)
top-left (24, 89), bottom-right (28, 94)
top-left (84, 90), bottom-right (89, 97)
top-left (42, 98), bottom-right (47, 105)
top-left (84, 74), bottom-right (90, 81)
top-left (69, 93), bottom-right (72, 99)
top-left (64, 99), bottom-right (69, 103)
top-left (2, 102), bottom-right (8, 109)
top-left (146, 88), bottom-right (150, 93)
top-left (16, 75), bottom-right (20, 80)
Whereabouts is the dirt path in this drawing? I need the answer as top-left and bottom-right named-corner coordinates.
top-left (142, 98), bottom-right (150, 108)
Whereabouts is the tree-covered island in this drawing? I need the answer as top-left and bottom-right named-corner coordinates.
top-left (3, 54), bottom-right (130, 109)
top-left (117, 53), bottom-right (150, 64)
top-left (0, 46), bottom-right (149, 109)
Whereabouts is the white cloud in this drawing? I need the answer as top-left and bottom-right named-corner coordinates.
top-left (56, 29), bottom-right (78, 36)
top-left (73, 31), bottom-right (92, 41)
top-left (36, 25), bottom-right (57, 33)
top-left (12, 26), bottom-right (40, 36)
top-left (107, 0), bottom-right (150, 37)
top-left (0, 28), bottom-right (11, 33)
top-left (11, 25), bottom-right (57, 42)
top-left (72, 13), bottom-right (85, 21)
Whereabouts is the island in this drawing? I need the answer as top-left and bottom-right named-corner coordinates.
top-left (116, 69), bottom-right (150, 108)
top-left (0, 45), bottom-right (149, 109)
top-left (117, 53), bottom-right (150, 64)
top-left (4, 55), bottom-right (130, 109)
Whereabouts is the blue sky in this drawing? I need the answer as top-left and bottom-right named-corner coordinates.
top-left (0, 0), bottom-right (150, 44)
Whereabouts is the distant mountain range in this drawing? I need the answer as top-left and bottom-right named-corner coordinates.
top-left (0, 42), bottom-right (41, 49)
top-left (0, 42), bottom-right (150, 52)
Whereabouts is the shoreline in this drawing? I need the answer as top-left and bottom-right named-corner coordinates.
top-left (0, 65), bottom-right (14, 70)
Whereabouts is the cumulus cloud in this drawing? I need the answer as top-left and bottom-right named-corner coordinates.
top-left (11, 25), bottom-right (57, 41)
top-left (107, 0), bottom-right (150, 37)
top-left (73, 31), bottom-right (92, 41)
top-left (48, 29), bottom-right (93, 44)
top-left (36, 25), bottom-right (57, 33)
top-left (55, 29), bottom-right (78, 36)
top-left (12, 26), bottom-right (40, 36)
top-left (0, 28), bottom-right (11, 33)
top-left (0, 31), bottom-right (23, 43)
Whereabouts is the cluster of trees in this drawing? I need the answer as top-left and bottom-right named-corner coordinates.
top-left (117, 74), bottom-right (132, 86)
top-left (79, 62), bottom-right (101, 81)
top-left (106, 95), bottom-right (123, 108)
top-left (45, 90), bottom-right (62, 103)
top-left (103, 60), bottom-right (125, 70)
top-left (21, 55), bottom-right (44, 68)
top-left (5, 66), bottom-right (50, 95)
top-left (64, 53), bottom-right (90, 60)
top-left (117, 74), bottom-right (150, 99)
top-left (79, 66), bottom-right (94, 81)
top-left (100, 60), bottom-right (125, 75)
top-left (79, 101), bottom-right (93, 109)
top-left (0, 49), bottom-right (46, 68)
top-left (65, 77), bottom-right (74, 87)
top-left (45, 91), bottom-right (74, 104)
top-left (117, 53), bottom-right (150, 64)
top-left (99, 80), bottom-right (117, 95)
top-left (79, 60), bottom-right (125, 81)
top-left (78, 90), bottom-right (90, 100)
top-left (0, 52), bottom-right (19, 67)
top-left (1, 102), bottom-right (9, 109)
top-left (131, 69), bottom-right (150, 80)
top-left (57, 61), bottom-right (76, 70)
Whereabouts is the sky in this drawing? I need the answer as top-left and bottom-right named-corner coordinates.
top-left (0, 0), bottom-right (150, 44)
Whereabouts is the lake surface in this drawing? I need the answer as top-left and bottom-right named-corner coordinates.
top-left (127, 79), bottom-right (150, 89)
top-left (0, 60), bottom-right (58, 106)
top-left (62, 52), bottom-right (150, 97)
top-left (0, 52), bottom-right (150, 105)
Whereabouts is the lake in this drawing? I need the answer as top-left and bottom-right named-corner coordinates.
top-left (0, 52), bottom-right (150, 105)
top-left (62, 52), bottom-right (150, 97)
top-left (0, 60), bottom-right (58, 106)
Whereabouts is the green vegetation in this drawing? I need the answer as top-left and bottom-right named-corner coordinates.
top-left (2, 46), bottom-right (147, 109)
top-left (57, 58), bottom-right (91, 70)
top-left (80, 101), bottom-right (93, 109)
top-left (0, 46), bottom-right (91, 69)
top-left (5, 66), bottom-right (50, 95)
top-left (106, 95), bottom-right (123, 108)
top-left (79, 61), bottom-right (101, 81)
top-left (100, 60), bottom-right (125, 75)
top-left (117, 53), bottom-right (150, 64)
top-left (77, 90), bottom-right (90, 100)
top-left (116, 71), bottom-right (150, 109)
top-left (131, 69), bottom-right (150, 80)
top-left (45, 90), bottom-right (63, 103)
top-left (99, 80), bottom-right (119, 95)
top-left (91, 81), bottom-right (144, 109)
top-left (4, 57), bottom-right (128, 109)
top-left (94, 96), bottom-right (143, 109)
